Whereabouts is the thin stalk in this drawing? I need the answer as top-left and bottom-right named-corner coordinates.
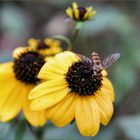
top-left (68, 22), bottom-right (83, 51)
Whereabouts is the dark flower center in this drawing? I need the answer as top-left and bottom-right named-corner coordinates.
top-left (78, 7), bottom-right (87, 19)
top-left (14, 51), bottom-right (45, 84)
top-left (73, 7), bottom-right (87, 20)
top-left (37, 41), bottom-right (50, 50)
top-left (66, 60), bottom-right (102, 96)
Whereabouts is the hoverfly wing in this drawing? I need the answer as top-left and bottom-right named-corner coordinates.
top-left (102, 53), bottom-right (120, 69)
top-left (77, 54), bottom-right (92, 64)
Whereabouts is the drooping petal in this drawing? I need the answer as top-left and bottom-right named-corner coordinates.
top-left (72, 2), bottom-right (78, 10)
top-left (102, 77), bottom-right (115, 101)
top-left (46, 93), bottom-right (76, 127)
top-left (84, 6), bottom-right (93, 19)
top-left (74, 9), bottom-right (79, 20)
top-left (23, 85), bottom-right (46, 127)
top-left (102, 88), bottom-right (115, 102)
top-left (30, 88), bottom-right (68, 111)
top-left (94, 90), bottom-right (114, 125)
top-left (88, 11), bottom-right (96, 19)
top-left (0, 79), bottom-right (22, 122)
top-left (66, 7), bottom-right (73, 18)
top-left (75, 96), bottom-right (100, 136)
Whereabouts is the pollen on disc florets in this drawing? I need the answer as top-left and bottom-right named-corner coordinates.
top-left (66, 57), bottom-right (103, 96)
top-left (13, 50), bottom-right (45, 84)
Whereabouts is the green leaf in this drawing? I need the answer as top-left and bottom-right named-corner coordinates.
top-left (53, 35), bottom-right (72, 50)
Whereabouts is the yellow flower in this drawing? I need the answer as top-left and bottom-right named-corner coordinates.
top-left (66, 2), bottom-right (96, 21)
top-left (29, 51), bottom-right (115, 136)
top-left (28, 38), bottom-right (62, 56)
top-left (0, 47), bottom-right (47, 127)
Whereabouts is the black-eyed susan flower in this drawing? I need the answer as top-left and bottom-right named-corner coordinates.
top-left (0, 47), bottom-right (48, 127)
top-left (29, 51), bottom-right (115, 136)
top-left (66, 2), bottom-right (96, 21)
top-left (28, 38), bottom-right (62, 56)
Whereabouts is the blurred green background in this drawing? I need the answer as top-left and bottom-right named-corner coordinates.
top-left (0, 0), bottom-right (140, 140)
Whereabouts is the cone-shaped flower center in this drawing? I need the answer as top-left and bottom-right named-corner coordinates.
top-left (14, 51), bottom-right (45, 84)
top-left (66, 60), bottom-right (102, 96)
top-left (37, 41), bottom-right (50, 50)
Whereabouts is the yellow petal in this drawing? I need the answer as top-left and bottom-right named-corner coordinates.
top-left (12, 47), bottom-right (27, 59)
top-left (41, 62), bottom-right (65, 75)
top-left (0, 62), bottom-right (13, 68)
top-left (102, 69), bottom-right (108, 77)
top-left (0, 62), bottom-right (14, 72)
top-left (72, 2), bottom-right (78, 9)
top-left (23, 86), bottom-right (46, 127)
top-left (28, 38), bottom-right (38, 49)
top-left (38, 51), bottom-right (79, 81)
top-left (38, 51), bottom-right (79, 80)
top-left (30, 88), bottom-right (68, 111)
top-left (84, 6), bottom-right (93, 19)
top-left (0, 77), bottom-right (19, 108)
top-left (0, 81), bottom-right (22, 122)
top-left (0, 62), bottom-right (14, 78)
top-left (74, 9), bottom-right (79, 19)
top-left (94, 91), bottom-right (113, 125)
top-left (88, 11), bottom-right (96, 19)
top-left (42, 71), bottom-right (64, 80)
top-left (46, 93), bottom-right (76, 127)
top-left (66, 7), bottom-right (73, 18)
top-left (29, 78), bottom-right (68, 99)
top-left (75, 96), bottom-right (100, 136)
top-left (102, 78), bottom-right (115, 101)
top-left (87, 6), bottom-right (93, 12)
top-left (52, 40), bottom-right (61, 47)
top-left (38, 59), bottom-right (66, 80)
top-left (55, 51), bottom-right (79, 66)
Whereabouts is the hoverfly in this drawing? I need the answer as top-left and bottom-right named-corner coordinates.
top-left (91, 52), bottom-right (120, 70)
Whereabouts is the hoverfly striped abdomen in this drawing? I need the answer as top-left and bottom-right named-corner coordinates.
top-left (91, 52), bottom-right (102, 71)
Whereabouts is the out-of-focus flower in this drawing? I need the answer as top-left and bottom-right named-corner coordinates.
top-left (0, 47), bottom-right (48, 127)
top-left (29, 51), bottom-right (114, 136)
top-left (66, 2), bottom-right (96, 22)
top-left (28, 38), bottom-right (62, 56)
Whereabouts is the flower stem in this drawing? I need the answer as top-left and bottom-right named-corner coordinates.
top-left (53, 35), bottom-right (72, 51)
top-left (68, 22), bottom-right (83, 51)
